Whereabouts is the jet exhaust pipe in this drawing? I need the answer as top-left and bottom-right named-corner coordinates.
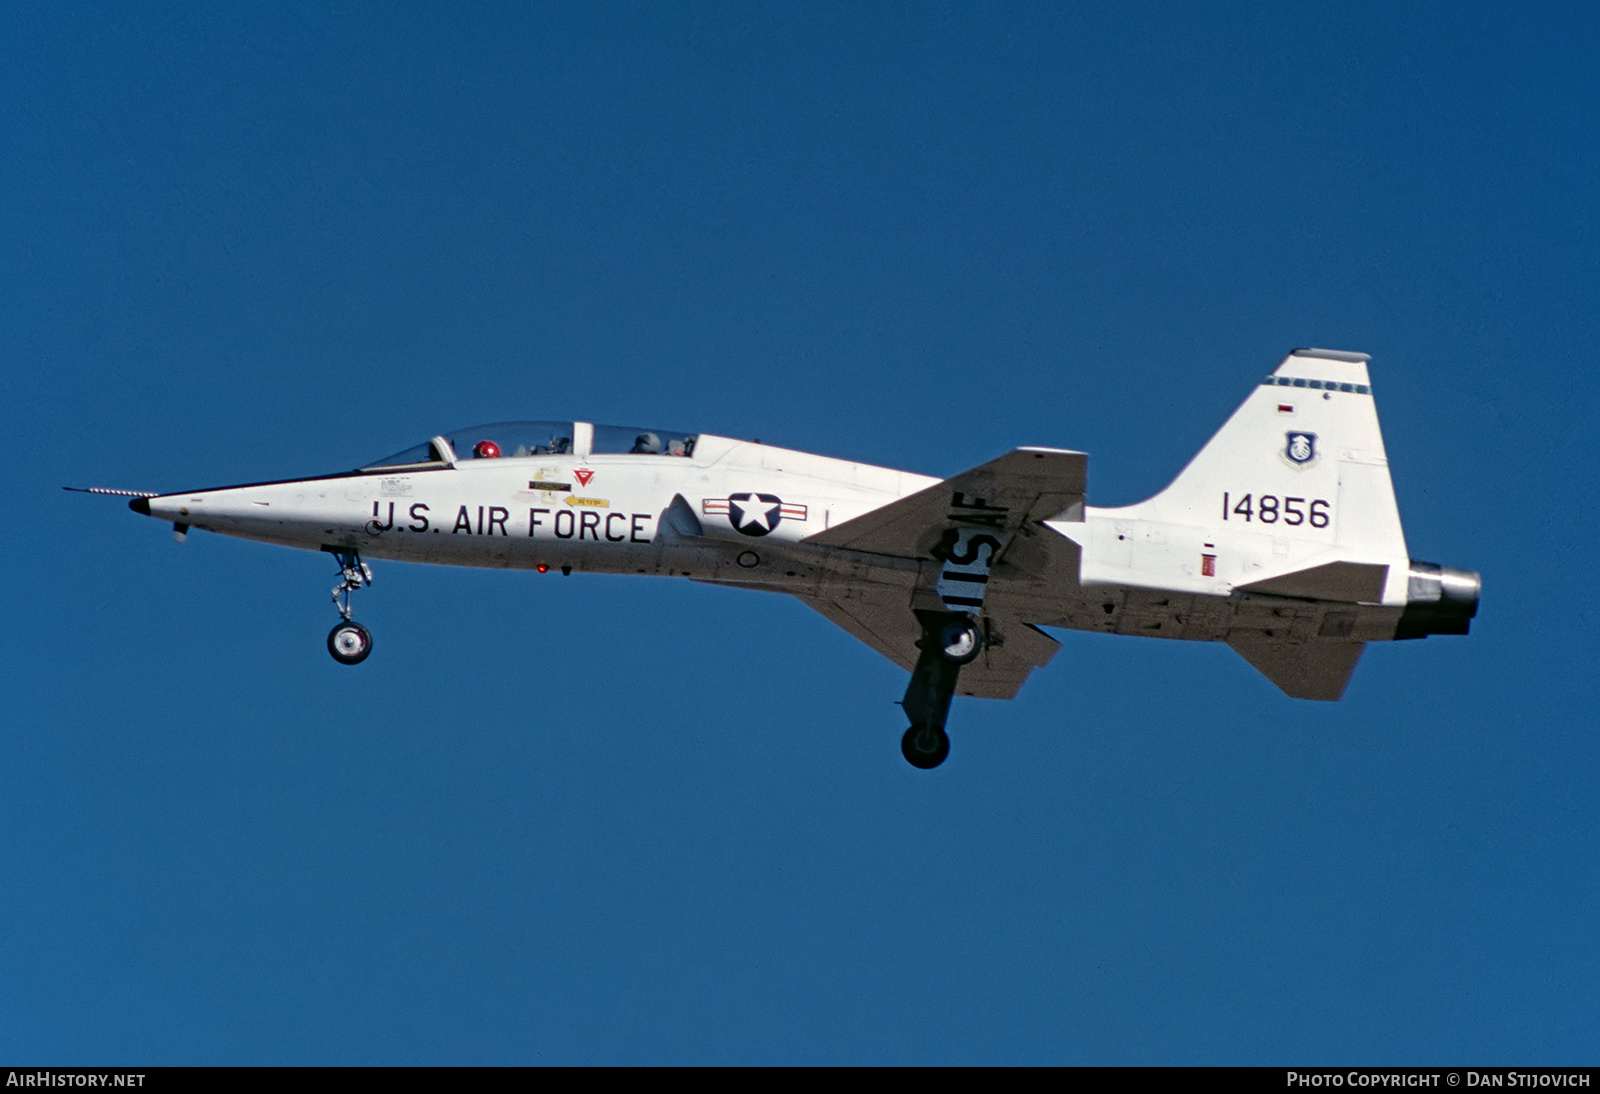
top-left (1395, 560), bottom-right (1480, 639)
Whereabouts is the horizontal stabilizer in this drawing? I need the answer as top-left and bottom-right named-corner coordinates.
top-left (798, 589), bottom-right (1059, 700)
top-left (805, 448), bottom-right (1087, 558)
top-left (1237, 561), bottom-right (1388, 603)
top-left (1227, 636), bottom-right (1365, 701)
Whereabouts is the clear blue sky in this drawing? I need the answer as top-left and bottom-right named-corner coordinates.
top-left (4, 1), bottom-right (1596, 1064)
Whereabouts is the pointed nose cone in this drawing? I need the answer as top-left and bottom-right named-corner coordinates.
top-left (129, 497), bottom-right (151, 515)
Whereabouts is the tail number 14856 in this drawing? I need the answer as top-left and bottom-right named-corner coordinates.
top-left (1222, 493), bottom-right (1330, 527)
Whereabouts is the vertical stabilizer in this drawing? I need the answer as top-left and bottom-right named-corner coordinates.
top-left (1085, 348), bottom-right (1411, 606)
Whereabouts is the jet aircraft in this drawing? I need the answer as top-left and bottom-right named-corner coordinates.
top-left (75, 348), bottom-right (1478, 768)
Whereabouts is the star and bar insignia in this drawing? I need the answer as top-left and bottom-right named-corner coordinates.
top-left (702, 493), bottom-right (807, 537)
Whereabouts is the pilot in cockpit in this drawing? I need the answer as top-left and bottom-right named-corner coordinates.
top-left (631, 432), bottom-right (662, 454)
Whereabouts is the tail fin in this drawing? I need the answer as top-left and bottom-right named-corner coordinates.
top-left (1091, 348), bottom-right (1411, 605)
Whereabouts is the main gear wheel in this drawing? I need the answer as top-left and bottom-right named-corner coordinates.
top-left (902, 722), bottom-right (950, 769)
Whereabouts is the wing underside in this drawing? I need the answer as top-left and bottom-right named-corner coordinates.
top-left (797, 589), bottom-right (1059, 700)
top-left (792, 447), bottom-right (1084, 699)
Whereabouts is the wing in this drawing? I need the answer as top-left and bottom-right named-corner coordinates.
top-left (792, 448), bottom-right (1084, 700)
top-left (796, 588), bottom-right (1060, 700)
top-left (804, 447), bottom-right (1087, 557)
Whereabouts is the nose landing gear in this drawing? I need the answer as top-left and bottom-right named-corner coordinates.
top-left (328, 620), bottom-right (372, 664)
top-left (899, 610), bottom-right (982, 769)
top-left (326, 548), bottom-right (374, 665)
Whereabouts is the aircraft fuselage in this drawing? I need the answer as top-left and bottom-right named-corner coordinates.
top-left (109, 348), bottom-right (1480, 767)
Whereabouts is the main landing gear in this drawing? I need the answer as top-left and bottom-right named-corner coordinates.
top-left (326, 548), bottom-right (373, 665)
top-left (900, 611), bottom-right (983, 769)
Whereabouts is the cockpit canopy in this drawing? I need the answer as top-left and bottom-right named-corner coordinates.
top-left (364, 421), bottom-right (698, 469)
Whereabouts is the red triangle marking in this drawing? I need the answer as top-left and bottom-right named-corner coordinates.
top-left (574, 468), bottom-right (594, 486)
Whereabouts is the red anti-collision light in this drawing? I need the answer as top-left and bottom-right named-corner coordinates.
top-left (537, 563), bottom-right (549, 573)
top-left (474, 440), bottom-right (502, 458)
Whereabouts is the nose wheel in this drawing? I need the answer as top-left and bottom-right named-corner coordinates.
top-left (328, 620), bottom-right (373, 664)
top-left (326, 548), bottom-right (375, 665)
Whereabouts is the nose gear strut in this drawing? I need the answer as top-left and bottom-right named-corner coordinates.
top-left (329, 548), bottom-right (373, 621)
top-left (325, 548), bottom-right (375, 665)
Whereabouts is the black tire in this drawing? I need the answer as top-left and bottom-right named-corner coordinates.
top-left (937, 619), bottom-right (982, 665)
top-left (327, 621), bottom-right (373, 665)
top-left (902, 723), bottom-right (950, 769)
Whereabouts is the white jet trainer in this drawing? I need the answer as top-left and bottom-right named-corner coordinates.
top-left (82, 349), bottom-right (1478, 768)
